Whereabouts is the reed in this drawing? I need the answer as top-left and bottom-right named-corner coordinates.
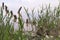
top-left (0, 3), bottom-right (60, 40)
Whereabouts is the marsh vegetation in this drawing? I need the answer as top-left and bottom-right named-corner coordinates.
top-left (0, 2), bottom-right (60, 40)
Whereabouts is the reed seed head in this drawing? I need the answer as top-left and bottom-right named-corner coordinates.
top-left (26, 19), bottom-right (28, 24)
top-left (26, 19), bottom-right (29, 26)
top-left (18, 7), bottom-right (22, 13)
top-left (14, 15), bottom-right (17, 19)
top-left (10, 10), bottom-right (13, 16)
top-left (14, 15), bottom-right (17, 22)
top-left (2, 2), bottom-right (4, 9)
top-left (5, 5), bottom-right (7, 11)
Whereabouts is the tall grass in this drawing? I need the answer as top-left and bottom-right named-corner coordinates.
top-left (0, 2), bottom-right (60, 40)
